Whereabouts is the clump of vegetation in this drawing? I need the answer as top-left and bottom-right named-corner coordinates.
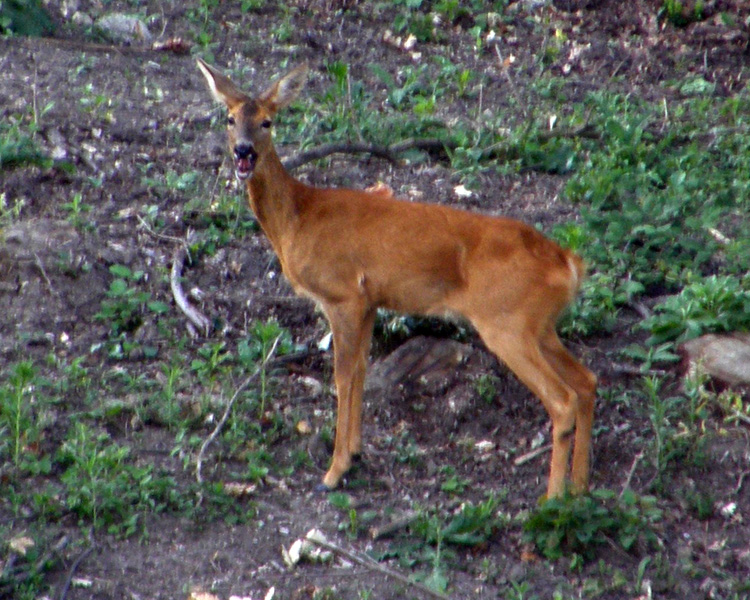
top-left (57, 423), bottom-right (182, 536)
top-left (523, 490), bottom-right (662, 566)
top-left (0, 361), bottom-right (42, 471)
top-left (0, 120), bottom-right (51, 171)
top-left (94, 264), bottom-right (170, 359)
top-left (0, 0), bottom-right (54, 37)
top-left (661, 0), bottom-right (704, 27)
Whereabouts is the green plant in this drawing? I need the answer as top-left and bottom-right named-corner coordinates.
top-left (620, 343), bottom-right (680, 373)
top-left (661, 0), bottom-right (704, 27)
top-left (57, 422), bottom-right (181, 536)
top-left (0, 117), bottom-right (51, 171)
top-left (523, 489), bottom-right (662, 564)
top-left (61, 192), bottom-right (92, 228)
top-left (238, 319), bottom-right (294, 417)
top-left (439, 465), bottom-right (470, 494)
top-left (95, 264), bottom-right (169, 347)
top-left (641, 376), bottom-right (705, 491)
top-left (474, 373), bottom-right (499, 404)
top-left (0, 361), bottom-right (37, 468)
top-left (155, 363), bottom-right (185, 427)
top-left (0, 0), bottom-right (54, 36)
top-left (191, 341), bottom-right (232, 381)
top-left (642, 276), bottom-right (750, 347)
top-left (240, 0), bottom-right (263, 11)
top-left (414, 495), bottom-right (504, 548)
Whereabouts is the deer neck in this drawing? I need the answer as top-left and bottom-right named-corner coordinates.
top-left (246, 148), bottom-right (302, 256)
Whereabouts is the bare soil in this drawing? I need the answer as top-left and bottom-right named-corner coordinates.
top-left (2, 1), bottom-right (750, 599)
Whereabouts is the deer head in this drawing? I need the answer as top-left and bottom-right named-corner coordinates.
top-left (196, 59), bottom-right (309, 180)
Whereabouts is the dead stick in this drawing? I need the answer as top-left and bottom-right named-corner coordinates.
top-left (620, 451), bottom-right (644, 499)
top-left (306, 535), bottom-right (450, 600)
top-left (494, 45), bottom-right (527, 119)
top-left (171, 242), bottom-right (211, 337)
top-left (283, 124), bottom-right (598, 172)
top-left (513, 444), bottom-right (551, 466)
top-left (136, 219), bottom-right (211, 336)
top-left (736, 469), bottom-right (749, 495)
top-left (369, 511), bottom-right (420, 540)
top-left (33, 251), bottom-right (54, 293)
top-left (283, 138), bottom-right (456, 171)
top-left (195, 335), bottom-right (282, 485)
top-left (57, 544), bottom-right (94, 600)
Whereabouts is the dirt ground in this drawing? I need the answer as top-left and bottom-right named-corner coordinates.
top-left (2, 1), bottom-right (750, 599)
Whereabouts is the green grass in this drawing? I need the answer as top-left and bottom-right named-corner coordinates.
top-left (6, 5), bottom-right (750, 598)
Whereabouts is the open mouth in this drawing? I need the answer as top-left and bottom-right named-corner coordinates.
top-left (235, 154), bottom-right (256, 180)
top-left (233, 144), bottom-right (258, 180)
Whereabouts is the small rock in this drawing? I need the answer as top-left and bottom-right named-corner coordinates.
top-left (679, 333), bottom-right (750, 390)
top-left (71, 11), bottom-right (93, 27)
top-left (298, 375), bottom-right (324, 396)
top-left (95, 13), bottom-right (152, 44)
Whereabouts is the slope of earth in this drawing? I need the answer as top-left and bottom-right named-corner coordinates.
top-left (1, 1), bottom-right (749, 599)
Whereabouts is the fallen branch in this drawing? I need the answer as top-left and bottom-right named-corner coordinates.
top-left (620, 451), bottom-right (644, 499)
top-left (57, 544), bottom-right (95, 600)
top-left (626, 300), bottom-right (652, 320)
top-left (171, 241), bottom-right (211, 337)
top-left (736, 469), bottom-right (750, 495)
top-left (134, 217), bottom-right (212, 337)
top-left (283, 138), bottom-right (454, 171)
top-left (282, 123), bottom-right (597, 172)
top-left (195, 335), bottom-right (283, 485)
top-left (513, 444), bottom-right (552, 466)
top-left (305, 533), bottom-right (450, 600)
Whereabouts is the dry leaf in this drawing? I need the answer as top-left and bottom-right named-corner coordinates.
top-left (9, 536), bottom-right (34, 556)
top-left (189, 591), bottom-right (221, 600)
top-left (224, 482), bottom-right (258, 497)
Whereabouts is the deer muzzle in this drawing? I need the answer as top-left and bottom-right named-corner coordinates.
top-left (233, 142), bottom-right (257, 180)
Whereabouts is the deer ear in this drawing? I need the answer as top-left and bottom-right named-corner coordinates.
top-left (196, 59), bottom-right (246, 109)
top-left (258, 63), bottom-right (309, 114)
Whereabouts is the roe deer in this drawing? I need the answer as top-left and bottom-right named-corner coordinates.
top-left (196, 60), bottom-right (597, 498)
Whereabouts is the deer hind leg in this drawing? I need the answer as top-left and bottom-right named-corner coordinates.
top-left (320, 302), bottom-right (375, 490)
top-left (540, 328), bottom-right (597, 493)
top-left (474, 319), bottom-right (579, 498)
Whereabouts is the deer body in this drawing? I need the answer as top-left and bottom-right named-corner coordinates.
top-left (197, 60), bottom-right (597, 498)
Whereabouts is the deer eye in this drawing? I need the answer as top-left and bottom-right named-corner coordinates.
top-left (227, 115), bottom-right (236, 126)
top-left (261, 119), bottom-right (272, 129)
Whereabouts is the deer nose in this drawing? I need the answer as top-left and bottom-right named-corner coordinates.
top-left (234, 143), bottom-right (256, 160)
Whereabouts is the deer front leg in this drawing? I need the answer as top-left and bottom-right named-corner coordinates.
top-left (320, 302), bottom-right (375, 491)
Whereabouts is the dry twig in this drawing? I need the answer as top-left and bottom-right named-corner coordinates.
top-left (283, 138), bottom-right (453, 171)
top-left (305, 534), bottom-right (450, 600)
top-left (513, 444), bottom-right (552, 466)
top-left (195, 335), bottom-right (283, 485)
top-left (620, 451), bottom-right (644, 499)
top-left (171, 241), bottom-right (211, 337)
top-left (283, 124), bottom-right (597, 172)
top-left (57, 544), bottom-right (95, 600)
